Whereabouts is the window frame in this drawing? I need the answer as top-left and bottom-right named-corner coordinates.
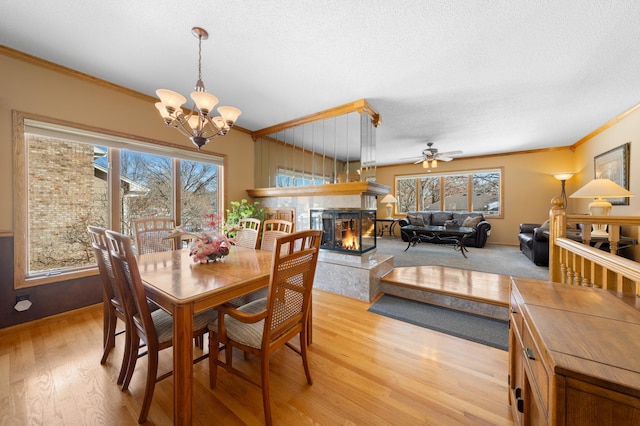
top-left (13, 111), bottom-right (226, 289)
top-left (394, 167), bottom-right (504, 218)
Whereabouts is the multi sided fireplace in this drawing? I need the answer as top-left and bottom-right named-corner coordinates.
top-left (310, 209), bottom-right (376, 255)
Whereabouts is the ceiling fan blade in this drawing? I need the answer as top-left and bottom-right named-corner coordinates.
top-left (413, 158), bottom-right (424, 164)
top-left (437, 150), bottom-right (463, 156)
top-left (438, 156), bottom-right (454, 162)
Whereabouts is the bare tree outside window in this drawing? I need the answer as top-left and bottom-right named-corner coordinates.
top-left (396, 177), bottom-right (417, 212)
top-left (180, 160), bottom-right (219, 232)
top-left (394, 169), bottom-right (502, 215)
top-left (444, 175), bottom-right (469, 211)
top-left (120, 150), bottom-right (173, 237)
top-left (419, 176), bottom-right (440, 210)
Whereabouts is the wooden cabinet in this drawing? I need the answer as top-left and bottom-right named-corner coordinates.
top-left (509, 278), bottom-right (640, 425)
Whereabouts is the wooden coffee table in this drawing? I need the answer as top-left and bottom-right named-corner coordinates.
top-left (403, 225), bottom-right (475, 258)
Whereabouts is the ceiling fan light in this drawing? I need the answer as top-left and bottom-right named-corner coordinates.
top-left (432, 159), bottom-right (438, 168)
top-left (422, 160), bottom-right (429, 168)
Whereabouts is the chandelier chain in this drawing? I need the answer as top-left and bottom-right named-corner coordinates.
top-left (197, 34), bottom-right (203, 86)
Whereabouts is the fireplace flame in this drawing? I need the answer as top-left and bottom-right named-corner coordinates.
top-left (342, 229), bottom-right (360, 250)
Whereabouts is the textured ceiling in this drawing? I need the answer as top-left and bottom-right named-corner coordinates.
top-left (2, 1), bottom-right (640, 165)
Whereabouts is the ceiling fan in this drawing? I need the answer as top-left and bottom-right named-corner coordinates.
top-left (410, 142), bottom-right (463, 168)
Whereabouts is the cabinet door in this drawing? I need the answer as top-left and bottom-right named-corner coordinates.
top-left (524, 374), bottom-right (547, 425)
top-left (509, 330), bottom-right (525, 424)
top-left (565, 378), bottom-right (640, 425)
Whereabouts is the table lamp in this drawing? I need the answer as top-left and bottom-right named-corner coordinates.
top-left (380, 194), bottom-right (398, 219)
top-left (569, 178), bottom-right (634, 236)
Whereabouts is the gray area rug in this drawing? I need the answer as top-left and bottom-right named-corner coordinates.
top-left (369, 294), bottom-right (509, 351)
top-left (375, 237), bottom-right (549, 281)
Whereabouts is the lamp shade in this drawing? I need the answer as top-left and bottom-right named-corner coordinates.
top-left (569, 179), bottom-right (634, 236)
top-left (380, 194), bottom-right (398, 204)
top-left (569, 178), bottom-right (633, 199)
top-left (553, 172), bottom-right (574, 181)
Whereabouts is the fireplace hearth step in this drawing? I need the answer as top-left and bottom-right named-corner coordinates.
top-left (380, 266), bottom-right (511, 321)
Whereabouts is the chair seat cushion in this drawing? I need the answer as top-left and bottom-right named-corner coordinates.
top-left (219, 298), bottom-right (268, 349)
top-left (152, 307), bottom-right (217, 345)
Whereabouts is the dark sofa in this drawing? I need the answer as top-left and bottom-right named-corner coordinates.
top-left (398, 211), bottom-right (491, 248)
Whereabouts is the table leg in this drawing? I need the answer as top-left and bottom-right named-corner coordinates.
top-left (173, 304), bottom-right (193, 425)
top-left (404, 232), bottom-right (420, 251)
top-left (389, 221), bottom-right (397, 237)
top-left (453, 235), bottom-right (470, 258)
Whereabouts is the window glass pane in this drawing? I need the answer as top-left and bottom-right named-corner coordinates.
top-left (180, 160), bottom-right (220, 232)
top-left (26, 135), bottom-right (108, 274)
top-left (473, 171), bottom-right (501, 215)
top-left (396, 177), bottom-right (417, 212)
top-left (120, 150), bottom-right (173, 238)
top-left (276, 167), bottom-right (329, 187)
top-left (443, 175), bottom-right (469, 211)
top-left (419, 176), bottom-right (441, 210)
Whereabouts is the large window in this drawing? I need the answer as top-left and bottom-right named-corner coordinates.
top-left (395, 169), bottom-right (502, 216)
top-left (14, 114), bottom-right (224, 288)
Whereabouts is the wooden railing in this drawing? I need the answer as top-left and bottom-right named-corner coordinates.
top-left (548, 198), bottom-right (640, 296)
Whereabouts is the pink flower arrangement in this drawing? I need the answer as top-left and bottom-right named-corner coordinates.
top-left (189, 233), bottom-right (230, 263)
top-left (167, 213), bottom-right (232, 263)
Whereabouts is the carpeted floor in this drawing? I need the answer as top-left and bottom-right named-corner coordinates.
top-left (369, 294), bottom-right (509, 350)
top-left (375, 236), bottom-right (549, 281)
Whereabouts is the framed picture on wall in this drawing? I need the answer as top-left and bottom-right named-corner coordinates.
top-left (594, 142), bottom-right (630, 205)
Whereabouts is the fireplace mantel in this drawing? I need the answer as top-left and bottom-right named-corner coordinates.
top-left (247, 182), bottom-right (390, 198)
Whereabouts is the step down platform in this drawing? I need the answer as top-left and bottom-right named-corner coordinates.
top-left (380, 266), bottom-right (511, 320)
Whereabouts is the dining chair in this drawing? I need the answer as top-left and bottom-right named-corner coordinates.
top-left (87, 225), bottom-right (130, 383)
top-left (105, 230), bottom-right (216, 424)
top-left (259, 219), bottom-right (293, 252)
top-left (208, 229), bottom-right (322, 426)
top-left (133, 217), bottom-right (176, 255)
top-left (234, 217), bottom-right (261, 249)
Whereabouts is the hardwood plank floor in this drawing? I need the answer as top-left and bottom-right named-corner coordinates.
top-left (0, 289), bottom-right (514, 425)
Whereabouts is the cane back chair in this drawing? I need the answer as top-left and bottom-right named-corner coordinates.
top-left (208, 229), bottom-right (322, 425)
top-left (105, 230), bottom-right (215, 424)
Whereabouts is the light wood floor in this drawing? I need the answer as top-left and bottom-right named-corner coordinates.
top-left (0, 289), bottom-right (514, 425)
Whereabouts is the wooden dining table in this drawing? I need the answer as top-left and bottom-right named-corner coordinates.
top-left (137, 245), bottom-right (273, 425)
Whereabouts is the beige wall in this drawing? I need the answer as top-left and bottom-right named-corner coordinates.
top-left (3, 49), bottom-right (640, 246)
top-left (0, 51), bottom-right (255, 231)
top-left (376, 148), bottom-right (577, 245)
top-left (571, 106), bottom-right (640, 216)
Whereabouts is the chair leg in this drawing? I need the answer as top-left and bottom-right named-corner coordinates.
top-left (261, 355), bottom-right (272, 426)
top-left (225, 341), bottom-right (233, 370)
top-left (102, 301), bottom-right (110, 348)
top-left (208, 331), bottom-right (219, 389)
top-left (117, 322), bottom-right (132, 385)
top-left (101, 308), bottom-right (117, 364)
top-left (122, 335), bottom-right (140, 391)
top-left (300, 331), bottom-right (313, 385)
top-left (138, 347), bottom-right (158, 424)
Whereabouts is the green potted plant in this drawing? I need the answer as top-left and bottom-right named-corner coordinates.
top-left (226, 199), bottom-right (265, 228)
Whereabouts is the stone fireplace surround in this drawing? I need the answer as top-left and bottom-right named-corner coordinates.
top-left (248, 182), bottom-right (394, 302)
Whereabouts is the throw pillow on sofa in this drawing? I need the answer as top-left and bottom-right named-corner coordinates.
top-left (407, 214), bottom-right (425, 226)
top-left (461, 216), bottom-right (481, 228)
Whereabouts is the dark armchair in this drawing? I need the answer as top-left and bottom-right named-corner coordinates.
top-left (518, 223), bottom-right (549, 266)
